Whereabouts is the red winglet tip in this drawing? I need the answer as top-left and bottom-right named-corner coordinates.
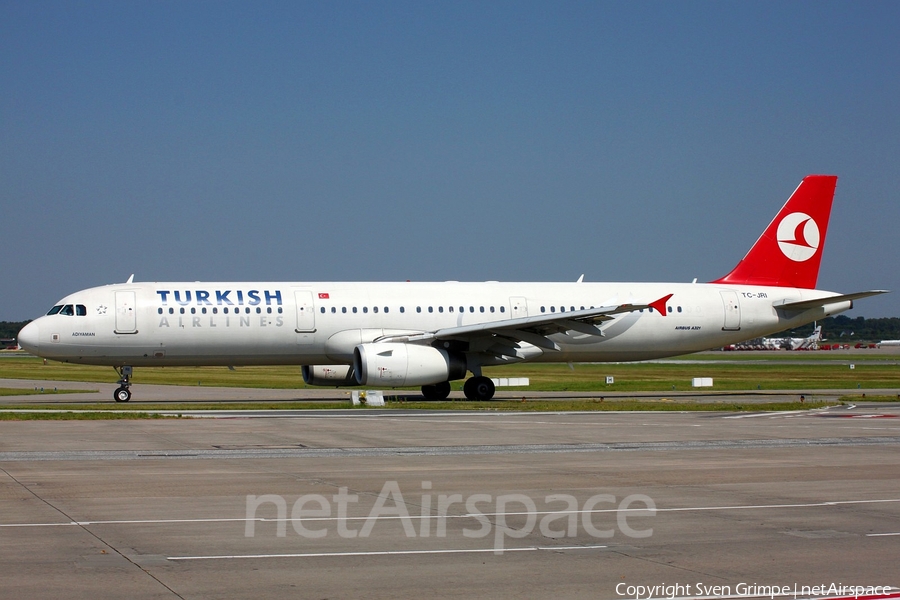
top-left (649, 294), bottom-right (673, 316)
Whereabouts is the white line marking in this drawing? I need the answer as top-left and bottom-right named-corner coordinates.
top-left (167, 544), bottom-right (607, 561)
top-left (3, 498), bottom-right (899, 528)
top-left (867, 532), bottom-right (900, 536)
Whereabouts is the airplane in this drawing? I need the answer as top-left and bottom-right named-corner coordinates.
top-left (759, 325), bottom-right (822, 350)
top-left (17, 175), bottom-right (887, 402)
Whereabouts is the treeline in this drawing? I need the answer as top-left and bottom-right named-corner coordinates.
top-left (773, 315), bottom-right (900, 341)
top-left (0, 321), bottom-right (31, 340)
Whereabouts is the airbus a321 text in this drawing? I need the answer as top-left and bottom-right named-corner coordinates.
top-left (18, 176), bottom-right (887, 402)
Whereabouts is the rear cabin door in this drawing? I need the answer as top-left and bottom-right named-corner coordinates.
top-left (720, 290), bottom-right (741, 331)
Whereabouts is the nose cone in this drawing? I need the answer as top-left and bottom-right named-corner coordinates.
top-left (17, 321), bottom-right (40, 355)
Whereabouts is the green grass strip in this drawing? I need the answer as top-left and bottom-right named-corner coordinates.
top-left (0, 387), bottom-right (96, 396)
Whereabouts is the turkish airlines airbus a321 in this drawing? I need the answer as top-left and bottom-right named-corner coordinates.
top-left (17, 175), bottom-right (887, 402)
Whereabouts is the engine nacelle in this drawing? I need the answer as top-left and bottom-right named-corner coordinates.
top-left (353, 343), bottom-right (467, 387)
top-left (301, 364), bottom-right (358, 387)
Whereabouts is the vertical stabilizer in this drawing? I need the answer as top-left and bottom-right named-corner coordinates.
top-left (712, 175), bottom-right (837, 289)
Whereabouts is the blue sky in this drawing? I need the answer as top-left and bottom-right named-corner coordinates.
top-left (2, 1), bottom-right (898, 320)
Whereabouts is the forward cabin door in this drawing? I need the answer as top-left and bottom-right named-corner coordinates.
top-left (115, 291), bottom-right (137, 334)
top-left (720, 290), bottom-right (741, 331)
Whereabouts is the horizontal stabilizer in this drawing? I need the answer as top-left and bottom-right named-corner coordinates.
top-left (775, 290), bottom-right (889, 311)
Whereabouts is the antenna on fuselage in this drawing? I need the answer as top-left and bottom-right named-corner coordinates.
top-left (125, 274), bottom-right (135, 284)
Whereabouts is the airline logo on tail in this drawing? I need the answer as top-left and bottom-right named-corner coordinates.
top-left (776, 212), bottom-right (820, 262)
top-left (712, 175), bottom-right (837, 289)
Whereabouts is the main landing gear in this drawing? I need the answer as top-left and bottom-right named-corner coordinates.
top-left (463, 376), bottom-right (495, 401)
top-left (421, 376), bottom-right (495, 401)
top-left (420, 381), bottom-right (452, 400)
top-left (114, 365), bottom-right (133, 402)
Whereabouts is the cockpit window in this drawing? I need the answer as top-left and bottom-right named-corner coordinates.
top-left (76, 305), bottom-right (87, 316)
top-left (59, 305), bottom-right (75, 316)
top-left (47, 305), bottom-right (63, 315)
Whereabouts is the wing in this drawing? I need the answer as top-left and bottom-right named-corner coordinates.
top-left (378, 294), bottom-right (673, 354)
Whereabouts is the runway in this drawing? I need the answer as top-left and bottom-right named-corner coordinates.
top-left (1, 399), bottom-right (899, 598)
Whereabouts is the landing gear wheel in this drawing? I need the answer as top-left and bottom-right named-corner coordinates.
top-left (421, 381), bottom-right (452, 400)
top-left (114, 386), bottom-right (132, 403)
top-left (463, 376), bottom-right (495, 401)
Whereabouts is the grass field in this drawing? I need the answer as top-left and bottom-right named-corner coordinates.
top-left (1, 355), bottom-right (898, 392)
top-left (0, 387), bottom-right (96, 397)
top-left (0, 354), bottom-right (897, 419)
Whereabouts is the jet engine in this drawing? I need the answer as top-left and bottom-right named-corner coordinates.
top-left (353, 343), bottom-right (467, 387)
top-left (301, 364), bottom-right (358, 386)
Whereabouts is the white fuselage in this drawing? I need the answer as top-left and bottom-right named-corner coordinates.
top-left (21, 280), bottom-right (847, 368)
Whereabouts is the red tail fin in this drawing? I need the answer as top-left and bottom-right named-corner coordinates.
top-left (712, 175), bottom-right (837, 289)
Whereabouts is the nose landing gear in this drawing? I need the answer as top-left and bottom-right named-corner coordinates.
top-left (114, 366), bottom-right (133, 402)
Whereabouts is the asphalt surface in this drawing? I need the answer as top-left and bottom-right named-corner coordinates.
top-left (1, 383), bottom-right (899, 599)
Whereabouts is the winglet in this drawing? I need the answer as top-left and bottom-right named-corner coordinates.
top-left (649, 294), bottom-right (673, 316)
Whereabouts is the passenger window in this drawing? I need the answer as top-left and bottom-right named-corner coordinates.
top-left (490, 306), bottom-right (495, 313)
top-left (203, 307), bottom-right (208, 314)
top-left (400, 307), bottom-right (405, 313)
top-left (169, 307), bottom-right (175, 315)
top-left (541, 306), bottom-right (546, 313)
top-left (417, 307), bottom-right (422, 313)
top-left (331, 307), bottom-right (336, 313)
top-left (469, 306), bottom-right (474, 313)
top-left (480, 306), bottom-right (484, 313)
top-left (353, 307), bottom-right (358, 314)
top-left (373, 307), bottom-right (378, 313)
top-left (363, 307), bottom-right (368, 313)
top-left (192, 308), bottom-right (197, 314)
top-left (384, 307), bottom-right (389, 313)
top-left (500, 306), bottom-right (505, 313)
top-left (212, 308), bottom-right (218, 314)
top-left (342, 307), bottom-right (347, 313)
top-left (47, 305), bottom-right (63, 315)
top-left (428, 307), bottom-right (433, 313)
top-left (158, 308), bottom-right (163, 315)
top-left (449, 306), bottom-right (454, 313)
top-left (438, 306), bottom-right (443, 313)
top-left (180, 308), bottom-right (185, 314)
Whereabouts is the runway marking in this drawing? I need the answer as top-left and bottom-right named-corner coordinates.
top-left (167, 544), bottom-right (608, 561)
top-left (3, 436), bottom-right (900, 463)
top-left (722, 409), bottom-right (821, 419)
top-left (866, 531), bottom-right (900, 536)
top-left (3, 498), bottom-right (899, 529)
